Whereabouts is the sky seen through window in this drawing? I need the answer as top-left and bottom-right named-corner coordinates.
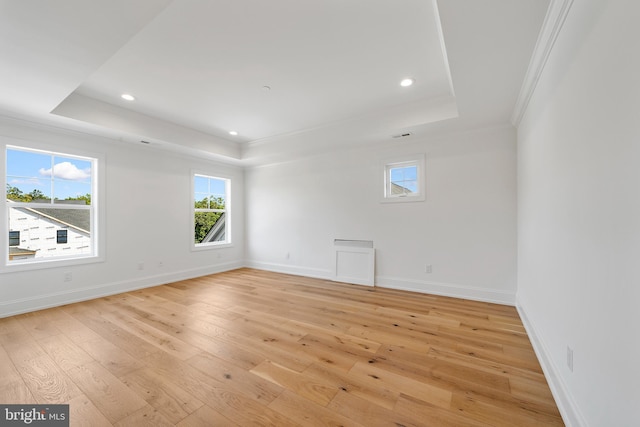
top-left (6, 148), bottom-right (92, 201)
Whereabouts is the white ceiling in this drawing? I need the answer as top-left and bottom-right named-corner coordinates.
top-left (0, 0), bottom-right (550, 165)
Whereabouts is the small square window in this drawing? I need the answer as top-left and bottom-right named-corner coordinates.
top-left (389, 164), bottom-right (418, 195)
top-left (57, 229), bottom-right (68, 244)
top-left (382, 154), bottom-right (425, 203)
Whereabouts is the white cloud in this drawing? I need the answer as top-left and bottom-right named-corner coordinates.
top-left (9, 177), bottom-right (42, 185)
top-left (39, 162), bottom-right (90, 181)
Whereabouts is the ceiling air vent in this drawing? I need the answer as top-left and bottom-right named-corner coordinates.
top-left (392, 132), bottom-right (412, 139)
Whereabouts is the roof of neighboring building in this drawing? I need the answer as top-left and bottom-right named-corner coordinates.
top-left (390, 182), bottom-right (413, 195)
top-left (9, 246), bottom-right (37, 256)
top-left (203, 212), bottom-right (226, 243)
top-left (27, 207), bottom-right (90, 233)
top-left (7, 200), bottom-right (90, 234)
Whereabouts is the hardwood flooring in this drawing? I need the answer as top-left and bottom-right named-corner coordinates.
top-left (0, 268), bottom-right (563, 426)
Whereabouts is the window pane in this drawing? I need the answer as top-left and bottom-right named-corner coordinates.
top-left (50, 156), bottom-right (92, 181)
top-left (194, 175), bottom-right (209, 193)
top-left (48, 156), bottom-right (92, 203)
top-left (7, 149), bottom-right (51, 177)
top-left (209, 178), bottom-right (226, 194)
top-left (7, 149), bottom-right (52, 203)
top-left (390, 166), bottom-right (417, 184)
top-left (8, 206), bottom-right (91, 261)
top-left (194, 192), bottom-right (210, 209)
top-left (194, 212), bottom-right (225, 244)
top-left (53, 179), bottom-right (92, 204)
top-left (209, 195), bottom-right (225, 209)
top-left (390, 167), bottom-right (404, 181)
top-left (6, 178), bottom-right (51, 202)
top-left (403, 166), bottom-right (417, 180)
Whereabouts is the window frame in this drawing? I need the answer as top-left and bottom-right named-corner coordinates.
top-left (381, 153), bottom-right (426, 203)
top-left (1, 140), bottom-right (105, 272)
top-left (191, 171), bottom-right (232, 251)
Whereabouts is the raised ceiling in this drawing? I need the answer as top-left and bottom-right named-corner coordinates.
top-left (0, 0), bottom-right (550, 165)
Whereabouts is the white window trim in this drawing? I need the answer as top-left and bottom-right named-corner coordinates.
top-left (1, 139), bottom-right (105, 273)
top-left (191, 171), bottom-right (232, 251)
top-left (381, 153), bottom-right (426, 203)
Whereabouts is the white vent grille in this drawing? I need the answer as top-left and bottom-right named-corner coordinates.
top-left (333, 239), bottom-right (375, 286)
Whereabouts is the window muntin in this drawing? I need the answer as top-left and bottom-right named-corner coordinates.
top-left (193, 174), bottom-right (230, 247)
top-left (5, 146), bottom-right (96, 264)
top-left (382, 154), bottom-right (425, 202)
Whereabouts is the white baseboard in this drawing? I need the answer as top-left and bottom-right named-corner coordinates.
top-left (376, 275), bottom-right (516, 305)
top-left (0, 261), bottom-right (242, 318)
top-left (516, 299), bottom-right (586, 427)
top-left (244, 263), bottom-right (515, 305)
top-left (244, 260), bottom-right (333, 281)
top-left (1, 258), bottom-right (512, 318)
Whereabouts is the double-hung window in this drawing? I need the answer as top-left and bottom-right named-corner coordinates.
top-left (193, 173), bottom-right (230, 248)
top-left (4, 145), bottom-right (98, 266)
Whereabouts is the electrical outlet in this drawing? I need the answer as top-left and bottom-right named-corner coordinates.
top-left (286, 252), bottom-right (290, 260)
top-left (158, 261), bottom-right (164, 268)
top-left (64, 272), bottom-right (72, 282)
top-left (567, 346), bottom-right (574, 372)
top-left (425, 264), bottom-right (432, 273)
top-left (137, 262), bottom-right (144, 271)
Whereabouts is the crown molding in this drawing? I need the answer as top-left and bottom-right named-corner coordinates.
top-left (511, 0), bottom-right (575, 127)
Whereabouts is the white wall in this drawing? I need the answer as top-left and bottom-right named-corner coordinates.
top-left (246, 126), bottom-right (517, 304)
top-left (517, 1), bottom-right (640, 425)
top-left (0, 119), bottom-right (244, 317)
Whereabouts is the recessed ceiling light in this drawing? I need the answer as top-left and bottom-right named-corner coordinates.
top-left (121, 93), bottom-right (135, 101)
top-left (229, 131), bottom-right (238, 136)
top-left (400, 78), bottom-right (415, 87)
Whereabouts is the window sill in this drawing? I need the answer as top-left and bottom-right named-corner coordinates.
top-left (1, 254), bottom-right (105, 274)
top-left (191, 242), bottom-right (233, 252)
top-left (381, 194), bottom-right (426, 203)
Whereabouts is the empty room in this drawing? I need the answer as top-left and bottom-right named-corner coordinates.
top-left (0, 0), bottom-right (637, 426)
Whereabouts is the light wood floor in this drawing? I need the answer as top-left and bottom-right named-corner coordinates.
top-left (0, 268), bottom-right (563, 426)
